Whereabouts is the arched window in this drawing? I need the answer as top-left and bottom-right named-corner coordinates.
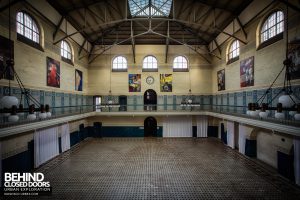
top-left (16, 11), bottom-right (39, 43)
top-left (61, 40), bottom-right (72, 61)
top-left (227, 40), bottom-right (240, 63)
top-left (143, 56), bottom-right (158, 71)
top-left (173, 56), bottom-right (188, 71)
top-left (112, 56), bottom-right (127, 71)
top-left (261, 11), bottom-right (284, 43)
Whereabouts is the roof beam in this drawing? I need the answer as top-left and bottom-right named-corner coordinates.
top-left (65, 0), bottom-right (106, 12)
top-left (88, 45), bottom-right (95, 60)
top-left (213, 39), bottom-right (221, 55)
top-left (151, 30), bottom-right (212, 64)
top-left (53, 17), bottom-right (247, 45)
top-left (0, 0), bottom-right (24, 12)
top-left (53, 16), bottom-right (64, 40)
top-left (165, 21), bottom-right (170, 63)
top-left (277, 0), bottom-right (300, 13)
top-left (177, 0), bottom-right (196, 19)
top-left (195, 0), bottom-right (235, 13)
top-left (78, 39), bottom-right (86, 56)
top-left (236, 17), bottom-right (247, 40)
top-left (89, 31), bottom-right (150, 64)
top-left (86, 7), bottom-right (105, 23)
top-left (176, 0), bottom-right (185, 19)
top-left (195, 7), bottom-right (213, 23)
top-left (104, 0), bottom-right (123, 19)
top-left (174, 21), bottom-right (209, 44)
top-left (131, 21), bottom-right (136, 63)
top-left (104, 0), bottom-right (116, 21)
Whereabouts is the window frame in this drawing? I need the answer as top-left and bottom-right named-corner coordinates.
top-left (60, 40), bottom-right (74, 65)
top-left (112, 55), bottom-right (128, 72)
top-left (257, 10), bottom-right (284, 50)
top-left (142, 55), bottom-right (158, 72)
top-left (16, 11), bottom-right (43, 51)
top-left (227, 40), bottom-right (240, 65)
top-left (173, 55), bottom-right (189, 72)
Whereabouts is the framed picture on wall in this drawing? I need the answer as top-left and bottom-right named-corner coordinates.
top-left (46, 57), bottom-right (60, 88)
top-left (288, 41), bottom-right (300, 80)
top-left (240, 56), bottom-right (254, 87)
top-left (129, 74), bottom-right (141, 92)
top-left (75, 69), bottom-right (83, 91)
top-left (217, 69), bottom-right (225, 91)
top-left (0, 35), bottom-right (14, 80)
top-left (160, 74), bottom-right (172, 92)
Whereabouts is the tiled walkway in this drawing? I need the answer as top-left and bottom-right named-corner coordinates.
top-left (34, 138), bottom-right (300, 199)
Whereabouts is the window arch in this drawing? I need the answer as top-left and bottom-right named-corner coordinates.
top-left (260, 11), bottom-right (284, 43)
top-left (112, 56), bottom-right (127, 71)
top-left (61, 40), bottom-right (72, 61)
top-left (227, 40), bottom-right (240, 63)
top-left (16, 11), bottom-right (40, 43)
top-left (173, 56), bottom-right (188, 71)
top-left (143, 55), bottom-right (158, 71)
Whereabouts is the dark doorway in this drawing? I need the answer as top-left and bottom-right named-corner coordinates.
top-left (221, 123), bottom-right (227, 144)
top-left (144, 89), bottom-right (157, 111)
top-left (93, 96), bottom-right (101, 111)
top-left (119, 95), bottom-right (127, 111)
top-left (144, 117), bottom-right (157, 137)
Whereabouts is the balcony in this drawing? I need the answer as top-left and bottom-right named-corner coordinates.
top-left (1, 103), bottom-right (300, 138)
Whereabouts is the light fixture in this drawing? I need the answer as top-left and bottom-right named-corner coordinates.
top-left (8, 105), bottom-right (19, 122)
top-left (45, 104), bottom-right (52, 118)
top-left (0, 1), bottom-right (51, 123)
top-left (247, 4), bottom-right (300, 121)
top-left (27, 105), bottom-right (36, 121)
top-left (39, 105), bottom-right (47, 119)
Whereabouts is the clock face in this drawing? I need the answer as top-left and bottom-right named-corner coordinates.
top-left (146, 76), bottom-right (154, 85)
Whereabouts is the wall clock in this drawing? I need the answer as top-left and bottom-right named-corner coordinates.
top-left (146, 76), bottom-right (154, 85)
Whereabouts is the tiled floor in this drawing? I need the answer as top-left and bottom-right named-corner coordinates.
top-left (33, 138), bottom-right (300, 199)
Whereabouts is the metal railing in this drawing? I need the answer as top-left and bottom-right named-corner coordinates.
top-left (0, 105), bottom-right (94, 128)
top-left (1, 104), bottom-right (300, 128)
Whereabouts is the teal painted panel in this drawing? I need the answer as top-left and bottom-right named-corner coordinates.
top-left (102, 126), bottom-right (163, 137)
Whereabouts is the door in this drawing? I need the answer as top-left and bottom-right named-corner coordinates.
top-left (119, 95), bottom-right (127, 111)
top-left (144, 117), bottom-right (157, 137)
top-left (94, 96), bottom-right (101, 111)
top-left (144, 89), bottom-right (157, 111)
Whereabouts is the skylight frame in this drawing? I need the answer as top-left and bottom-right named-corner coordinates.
top-left (128, 0), bottom-right (172, 17)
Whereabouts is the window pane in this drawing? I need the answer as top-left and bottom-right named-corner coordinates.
top-left (227, 40), bottom-right (239, 61)
top-left (112, 56), bottom-right (127, 70)
top-left (61, 41), bottom-right (72, 60)
top-left (16, 12), bottom-right (40, 44)
top-left (173, 56), bottom-right (188, 69)
top-left (143, 56), bottom-right (157, 69)
top-left (261, 11), bottom-right (284, 43)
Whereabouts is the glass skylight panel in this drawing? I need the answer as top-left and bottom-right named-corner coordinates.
top-left (129, 0), bottom-right (148, 16)
top-left (128, 0), bottom-right (172, 17)
top-left (152, 0), bottom-right (172, 16)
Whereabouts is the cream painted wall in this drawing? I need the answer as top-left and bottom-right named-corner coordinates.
top-left (0, 6), bottom-right (89, 94)
top-left (88, 116), bottom-right (164, 126)
top-left (211, 3), bottom-right (300, 94)
top-left (1, 119), bottom-right (87, 159)
top-left (88, 115), bottom-right (213, 126)
top-left (257, 131), bottom-right (293, 168)
top-left (88, 45), bottom-right (212, 95)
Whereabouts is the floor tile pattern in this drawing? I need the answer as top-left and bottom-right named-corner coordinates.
top-left (14, 138), bottom-right (300, 199)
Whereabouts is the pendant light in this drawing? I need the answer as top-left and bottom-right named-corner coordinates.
top-left (247, 2), bottom-right (300, 120)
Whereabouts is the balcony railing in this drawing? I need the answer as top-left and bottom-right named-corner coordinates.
top-left (1, 104), bottom-right (300, 128)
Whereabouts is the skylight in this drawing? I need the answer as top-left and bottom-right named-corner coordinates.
top-left (128, 0), bottom-right (172, 17)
